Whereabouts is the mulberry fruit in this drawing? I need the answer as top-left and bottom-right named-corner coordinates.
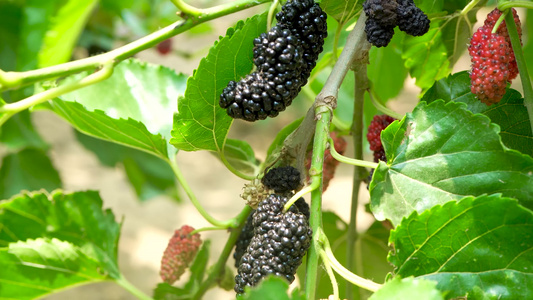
top-left (220, 0), bottom-right (327, 122)
top-left (367, 114), bottom-right (396, 162)
top-left (469, 26), bottom-right (512, 105)
top-left (234, 194), bottom-right (312, 294)
top-left (363, 0), bottom-right (398, 27)
top-left (262, 166), bottom-right (302, 194)
top-left (234, 213), bottom-right (255, 268)
top-left (396, 0), bottom-right (430, 36)
top-left (160, 225), bottom-right (202, 284)
top-left (364, 17), bottom-right (395, 47)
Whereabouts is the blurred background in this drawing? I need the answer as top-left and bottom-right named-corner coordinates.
top-left (0, 0), bottom-right (527, 299)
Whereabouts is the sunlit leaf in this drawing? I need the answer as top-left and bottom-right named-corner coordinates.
top-left (369, 277), bottom-right (443, 300)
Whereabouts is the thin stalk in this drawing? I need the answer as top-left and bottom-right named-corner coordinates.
top-left (319, 249), bottom-right (340, 300)
top-left (460, 0), bottom-right (482, 16)
top-left (499, 1), bottom-right (533, 10)
top-left (170, 155), bottom-right (235, 228)
top-left (0, 0), bottom-right (272, 91)
top-left (115, 275), bottom-right (153, 300)
top-left (504, 9), bottom-right (533, 133)
top-left (305, 106), bottom-right (331, 300)
top-left (170, 0), bottom-right (204, 16)
top-left (267, 0), bottom-right (280, 30)
top-left (332, 22), bottom-right (343, 60)
top-left (368, 88), bottom-right (403, 120)
top-left (220, 152), bottom-right (256, 180)
top-left (283, 181), bottom-right (319, 212)
top-left (191, 206), bottom-right (253, 300)
top-left (491, 10), bottom-right (507, 34)
top-left (329, 138), bottom-right (378, 169)
top-left (321, 233), bottom-right (382, 292)
top-left (345, 64), bottom-right (368, 300)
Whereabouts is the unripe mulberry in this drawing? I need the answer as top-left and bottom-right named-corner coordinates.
top-left (234, 194), bottom-right (312, 294)
top-left (367, 114), bottom-right (396, 159)
top-left (220, 0), bottom-right (327, 122)
top-left (262, 166), bottom-right (302, 194)
top-left (160, 225), bottom-right (202, 284)
top-left (469, 26), bottom-right (511, 105)
top-left (396, 0), bottom-right (430, 36)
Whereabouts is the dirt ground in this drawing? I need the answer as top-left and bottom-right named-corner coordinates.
top-left (35, 5), bottom-right (526, 300)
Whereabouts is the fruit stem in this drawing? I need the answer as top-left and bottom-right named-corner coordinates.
top-left (345, 64), bottom-right (369, 300)
top-left (0, 62), bottom-right (114, 125)
top-left (460, 0), bottom-right (483, 16)
top-left (267, 0), bottom-right (280, 31)
top-left (368, 88), bottom-right (403, 120)
top-left (504, 9), bottom-right (533, 133)
top-left (305, 105), bottom-right (331, 300)
top-left (115, 274), bottom-right (153, 300)
top-left (319, 230), bottom-right (382, 292)
top-left (319, 248), bottom-right (341, 300)
top-left (283, 182), bottom-right (319, 212)
top-left (191, 205), bottom-right (253, 300)
top-left (491, 10), bottom-right (507, 34)
top-left (329, 137), bottom-right (378, 169)
top-left (499, 1), bottom-right (533, 10)
top-left (170, 155), bottom-right (236, 228)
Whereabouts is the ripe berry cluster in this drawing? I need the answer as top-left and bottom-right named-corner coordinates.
top-left (367, 114), bottom-right (396, 162)
top-left (159, 225), bottom-right (202, 284)
top-left (363, 0), bottom-right (430, 47)
top-left (469, 8), bottom-right (522, 105)
top-left (234, 194), bottom-right (311, 294)
top-left (219, 0), bottom-right (327, 122)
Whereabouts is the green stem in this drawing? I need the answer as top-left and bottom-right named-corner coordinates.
top-left (170, 155), bottom-right (235, 228)
top-left (319, 249), bottom-right (340, 300)
top-left (368, 88), bottom-right (403, 120)
top-left (0, 0), bottom-right (272, 91)
top-left (283, 182), bottom-right (319, 212)
top-left (267, 0), bottom-right (280, 30)
top-left (329, 138), bottom-right (378, 169)
top-left (460, 0), bottom-right (482, 16)
top-left (499, 1), bottom-right (533, 10)
top-left (115, 275), bottom-right (153, 300)
top-left (332, 22), bottom-right (343, 60)
top-left (170, 0), bottom-right (204, 16)
top-left (220, 151), bottom-right (256, 180)
top-left (305, 105), bottom-right (331, 300)
top-left (345, 64), bottom-right (368, 300)
top-left (491, 10), bottom-right (507, 34)
top-left (504, 9), bottom-right (533, 133)
top-left (192, 206), bottom-right (253, 300)
top-left (320, 231), bottom-right (382, 292)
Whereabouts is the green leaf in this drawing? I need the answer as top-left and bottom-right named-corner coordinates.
top-left (0, 111), bottom-right (48, 150)
top-left (389, 195), bottom-right (533, 299)
top-left (55, 59), bottom-right (187, 141)
top-left (0, 191), bottom-right (122, 299)
top-left (369, 277), bottom-right (443, 300)
top-left (170, 13), bottom-right (268, 152)
top-left (75, 132), bottom-right (178, 202)
top-left (422, 71), bottom-right (533, 157)
top-left (265, 117), bottom-right (303, 162)
top-left (320, 0), bottom-right (362, 25)
top-left (38, 0), bottom-right (99, 67)
top-left (220, 139), bottom-right (260, 177)
top-left (0, 238), bottom-right (109, 299)
top-left (370, 100), bottom-right (533, 225)
top-left (0, 148), bottom-right (61, 199)
top-left (239, 275), bottom-right (304, 300)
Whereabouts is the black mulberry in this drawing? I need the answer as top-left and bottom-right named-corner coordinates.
top-left (363, 0), bottom-right (398, 27)
top-left (234, 212), bottom-right (255, 268)
top-left (364, 17), bottom-right (395, 48)
top-left (220, 0), bottom-right (327, 122)
top-left (234, 194), bottom-right (312, 294)
top-left (262, 166), bottom-right (302, 194)
top-left (397, 0), bottom-right (430, 36)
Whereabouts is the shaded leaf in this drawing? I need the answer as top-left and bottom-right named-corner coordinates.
top-left (265, 117), bottom-right (303, 161)
top-left (170, 13), bottom-right (268, 152)
top-left (369, 277), bottom-right (443, 300)
top-left (422, 71), bottom-right (533, 157)
top-left (389, 195), bottom-right (533, 299)
top-left (220, 139), bottom-right (260, 177)
top-left (320, 0), bottom-right (362, 25)
top-left (0, 190), bottom-right (122, 299)
top-left (0, 148), bottom-right (61, 199)
top-left (370, 100), bottom-right (533, 225)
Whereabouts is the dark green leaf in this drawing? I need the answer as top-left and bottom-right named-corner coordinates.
top-left (370, 100), bottom-right (533, 225)
top-left (0, 191), bottom-right (122, 299)
top-left (422, 71), bottom-right (533, 157)
top-left (369, 277), bottom-right (443, 300)
top-left (0, 238), bottom-right (109, 299)
top-left (170, 13), bottom-right (268, 152)
top-left (76, 132), bottom-right (178, 202)
top-left (389, 195), bottom-right (533, 299)
top-left (320, 0), bottom-right (362, 25)
top-left (0, 148), bottom-right (61, 199)
top-left (219, 139), bottom-right (260, 177)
